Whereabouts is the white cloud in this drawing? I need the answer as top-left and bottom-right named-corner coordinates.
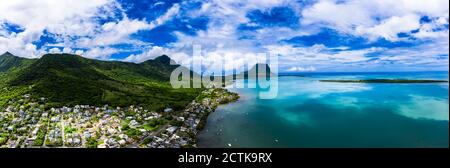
top-left (75, 50), bottom-right (84, 55)
top-left (123, 0), bottom-right (293, 70)
top-left (287, 66), bottom-right (317, 72)
top-left (84, 47), bottom-right (117, 60)
top-left (0, 0), bottom-right (181, 59)
top-left (355, 14), bottom-right (421, 41)
top-left (80, 17), bottom-right (150, 47)
top-left (375, 36), bottom-right (449, 70)
top-left (122, 0), bottom-right (448, 72)
top-left (148, 3), bottom-right (180, 29)
top-left (124, 46), bottom-right (172, 63)
top-left (62, 47), bottom-right (72, 53)
top-left (264, 44), bottom-right (389, 71)
top-left (301, 0), bottom-right (449, 41)
top-left (0, 0), bottom-right (448, 72)
top-left (301, 0), bottom-right (375, 32)
top-left (153, 2), bottom-right (165, 7)
top-left (0, 0), bottom-right (114, 57)
top-left (413, 16), bottom-right (449, 39)
top-left (48, 47), bottom-right (62, 53)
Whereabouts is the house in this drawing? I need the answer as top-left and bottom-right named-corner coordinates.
top-left (166, 126), bottom-right (178, 134)
top-left (83, 132), bottom-right (91, 139)
top-left (97, 143), bottom-right (107, 148)
top-left (144, 116), bottom-right (155, 121)
top-left (73, 138), bottom-right (81, 145)
top-left (180, 126), bottom-right (187, 132)
top-left (179, 138), bottom-right (188, 146)
top-left (119, 134), bottom-right (129, 141)
top-left (154, 136), bottom-right (163, 142)
top-left (118, 139), bottom-right (126, 146)
top-left (50, 116), bottom-right (60, 122)
top-left (170, 134), bottom-right (180, 141)
top-left (164, 108), bottom-right (173, 113)
top-left (129, 120), bottom-right (139, 127)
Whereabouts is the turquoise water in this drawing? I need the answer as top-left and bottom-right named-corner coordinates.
top-left (197, 72), bottom-right (449, 148)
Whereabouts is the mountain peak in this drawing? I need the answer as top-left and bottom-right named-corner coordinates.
top-left (42, 53), bottom-right (81, 58)
top-left (1, 51), bottom-right (14, 57)
top-left (236, 63), bottom-right (275, 79)
top-left (0, 51), bottom-right (35, 72)
top-left (251, 63), bottom-right (271, 69)
top-left (141, 55), bottom-right (177, 66)
top-left (154, 55), bottom-right (172, 64)
top-left (40, 53), bottom-right (85, 62)
top-left (248, 63), bottom-right (272, 73)
top-left (5, 52), bottom-right (198, 110)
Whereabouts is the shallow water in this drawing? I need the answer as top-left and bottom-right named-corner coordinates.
top-left (197, 71), bottom-right (449, 148)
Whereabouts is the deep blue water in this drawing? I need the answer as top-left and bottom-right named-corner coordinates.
top-left (197, 71), bottom-right (449, 148)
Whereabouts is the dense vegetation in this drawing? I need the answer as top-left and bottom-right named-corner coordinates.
top-left (0, 52), bottom-right (203, 111)
top-left (319, 79), bottom-right (449, 83)
top-left (0, 52), bottom-right (36, 73)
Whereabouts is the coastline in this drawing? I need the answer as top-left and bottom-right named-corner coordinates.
top-left (183, 88), bottom-right (239, 147)
top-left (0, 88), bottom-right (239, 148)
top-left (190, 75), bottom-right (449, 148)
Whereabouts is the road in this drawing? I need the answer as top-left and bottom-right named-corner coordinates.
top-left (126, 124), bottom-right (169, 148)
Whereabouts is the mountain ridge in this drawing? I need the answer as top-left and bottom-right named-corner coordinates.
top-left (0, 52), bottom-right (201, 111)
top-left (0, 52), bottom-right (36, 72)
top-left (1, 52), bottom-right (270, 110)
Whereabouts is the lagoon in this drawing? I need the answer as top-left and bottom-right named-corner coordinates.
top-left (197, 71), bottom-right (449, 148)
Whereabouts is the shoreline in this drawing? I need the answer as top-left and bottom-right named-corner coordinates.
top-left (182, 88), bottom-right (239, 147)
top-left (0, 88), bottom-right (239, 148)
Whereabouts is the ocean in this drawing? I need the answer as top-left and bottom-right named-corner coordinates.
top-left (197, 71), bottom-right (449, 148)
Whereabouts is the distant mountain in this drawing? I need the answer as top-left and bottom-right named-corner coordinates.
top-left (141, 55), bottom-right (182, 79)
top-left (236, 63), bottom-right (276, 79)
top-left (0, 53), bottom-right (201, 111)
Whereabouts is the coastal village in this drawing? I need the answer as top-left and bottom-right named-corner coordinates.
top-left (0, 88), bottom-right (238, 148)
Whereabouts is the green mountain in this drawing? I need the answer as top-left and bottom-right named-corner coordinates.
top-left (0, 52), bottom-right (201, 111)
top-left (0, 52), bottom-right (36, 73)
top-left (236, 63), bottom-right (275, 79)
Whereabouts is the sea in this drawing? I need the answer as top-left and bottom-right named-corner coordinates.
top-left (197, 71), bottom-right (449, 148)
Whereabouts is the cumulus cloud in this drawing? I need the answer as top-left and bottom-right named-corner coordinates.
top-left (287, 66), bottom-right (317, 72)
top-left (264, 44), bottom-right (388, 71)
top-left (124, 46), bottom-right (172, 63)
top-left (120, 0), bottom-right (447, 72)
top-left (48, 47), bottom-right (62, 54)
top-left (125, 0), bottom-right (295, 71)
top-left (149, 3), bottom-right (180, 29)
top-left (0, 0), bottom-right (114, 57)
top-left (84, 47), bottom-right (118, 60)
top-left (0, 0), bottom-right (448, 72)
top-left (301, 0), bottom-right (449, 41)
top-left (0, 0), bottom-right (181, 59)
top-left (355, 14), bottom-right (421, 41)
top-left (79, 17), bottom-right (150, 47)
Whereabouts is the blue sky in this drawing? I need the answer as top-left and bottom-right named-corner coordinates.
top-left (0, 0), bottom-right (448, 72)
